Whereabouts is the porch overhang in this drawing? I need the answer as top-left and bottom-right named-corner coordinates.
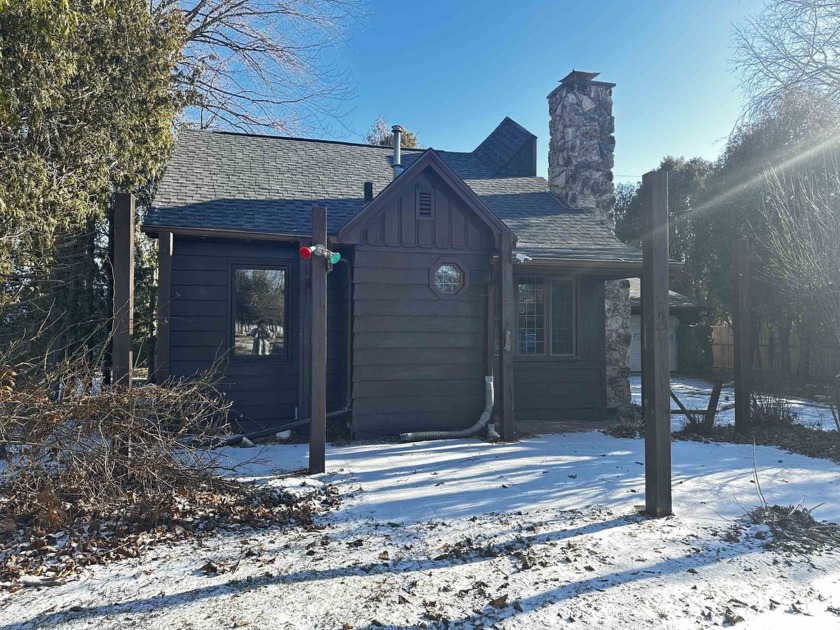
top-left (514, 257), bottom-right (682, 280)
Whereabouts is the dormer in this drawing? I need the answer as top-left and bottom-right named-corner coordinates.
top-left (473, 117), bottom-right (537, 177)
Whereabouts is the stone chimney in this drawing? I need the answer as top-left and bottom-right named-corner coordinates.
top-left (548, 70), bottom-right (630, 409)
top-left (548, 70), bottom-right (616, 225)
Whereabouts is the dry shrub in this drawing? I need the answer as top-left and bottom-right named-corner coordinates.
top-left (603, 404), bottom-right (644, 439)
top-left (750, 391), bottom-right (797, 426)
top-left (0, 357), bottom-right (233, 528)
top-left (747, 504), bottom-right (840, 554)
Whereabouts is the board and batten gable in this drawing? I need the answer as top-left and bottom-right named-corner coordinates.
top-left (166, 237), bottom-right (348, 430)
top-left (351, 170), bottom-right (496, 438)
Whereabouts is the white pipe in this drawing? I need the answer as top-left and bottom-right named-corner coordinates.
top-left (399, 376), bottom-right (497, 442)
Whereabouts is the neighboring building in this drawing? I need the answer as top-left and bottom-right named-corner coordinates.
top-left (143, 71), bottom-right (642, 438)
top-left (626, 278), bottom-right (703, 372)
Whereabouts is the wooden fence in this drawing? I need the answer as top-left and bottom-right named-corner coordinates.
top-left (712, 323), bottom-right (839, 382)
top-left (711, 325), bottom-right (734, 370)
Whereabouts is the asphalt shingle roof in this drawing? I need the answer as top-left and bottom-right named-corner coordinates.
top-left (627, 278), bottom-right (702, 310)
top-left (146, 126), bottom-right (642, 263)
top-left (148, 130), bottom-right (421, 235)
top-left (473, 117), bottom-right (536, 174)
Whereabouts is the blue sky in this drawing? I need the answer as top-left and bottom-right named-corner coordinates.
top-left (328, 0), bottom-right (763, 183)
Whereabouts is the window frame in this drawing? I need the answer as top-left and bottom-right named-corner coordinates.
top-left (229, 262), bottom-right (291, 362)
top-left (430, 256), bottom-right (469, 300)
top-left (515, 274), bottom-right (577, 359)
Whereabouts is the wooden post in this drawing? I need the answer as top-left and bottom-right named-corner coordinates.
top-left (705, 380), bottom-right (723, 427)
top-left (309, 206), bottom-right (328, 474)
top-left (498, 233), bottom-right (515, 440)
top-left (732, 238), bottom-right (751, 433)
top-left (298, 239), bottom-right (312, 426)
top-left (112, 193), bottom-right (135, 386)
top-left (641, 169), bottom-right (672, 517)
top-left (154, 231), bottom-right (173, 383)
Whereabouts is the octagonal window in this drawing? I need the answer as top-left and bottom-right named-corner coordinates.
top-left (430, 258), bottom-right (468, 299)
top-left (435, 264), bottom-right (463, 294)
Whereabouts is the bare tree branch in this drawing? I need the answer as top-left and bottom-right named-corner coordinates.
top-left (734, 0), bottom-right (840, 118)
top-left (151, 0), bottom-right (364, 133)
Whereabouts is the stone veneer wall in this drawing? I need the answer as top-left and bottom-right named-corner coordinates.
top-left (547, 73), bottom-right (631, 408)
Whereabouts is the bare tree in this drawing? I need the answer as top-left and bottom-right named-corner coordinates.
top-left (364, 115), bottom-right (419, 148)
top-left (760, 144), bottom-right (840, 427)
top-left (151, 0), bottom-right (363, 133)
top-left (734, 0), bottom-right (840, 117)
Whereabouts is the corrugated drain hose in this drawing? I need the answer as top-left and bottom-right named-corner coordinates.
top-left (399, 376), bottom-right (498, 442)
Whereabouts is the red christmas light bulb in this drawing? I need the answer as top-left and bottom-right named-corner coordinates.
top-left (299, 246), bottom-right (313, 260)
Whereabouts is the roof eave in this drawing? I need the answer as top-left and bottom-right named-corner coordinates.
top-left (515, 257), bottom-right (682, 278)
top-left (140, 224), bottom-right (307, 243)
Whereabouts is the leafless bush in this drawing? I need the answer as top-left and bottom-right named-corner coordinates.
top-left (750, 392), bottom-right (797, 427)
top-left (604, 404), bottom-right (644, 439)
top-left (682, 410), bottom-right (716, 437)
top-left (0, 353), bottom-right (232, 529)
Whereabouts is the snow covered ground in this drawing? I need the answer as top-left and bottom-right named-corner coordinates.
top-left (631, 374), bottom-right (838, 432)
top-left (2, 432), bottom-right (839, 629)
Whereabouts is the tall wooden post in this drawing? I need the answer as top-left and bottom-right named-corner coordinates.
top-left (309, 206), bottom-right (328, 474)
top-left (732, 238), bottom-right (751, 433)
top-left (112, 193), bottom-right (135, 386)
top-left (298, 239), bottom-right (312, 426)
top-left (641, 169), bottom-right (672, 517)
top-left (498, 233), bottom-right (516, 440)
top-left (154, 231), bottom-right (173, 383)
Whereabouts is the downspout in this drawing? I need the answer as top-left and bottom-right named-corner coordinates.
top-left (399, 274), bottom-right (500, 443)
top-left (342, 256), bottom-right (353, 422)
top-left (399, 376), bottom-right (495, 442)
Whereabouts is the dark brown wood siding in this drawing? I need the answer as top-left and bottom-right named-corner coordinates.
top-left (168, 237), bottom-right (348, 430)
top-left (513, 276), bottom-right (607, 421)
top-left (351, 172), bottom-right (495, 438)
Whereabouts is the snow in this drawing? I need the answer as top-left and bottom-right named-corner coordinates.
top-left (631, 374), bottom-right (838, 432)
top-left (2, 432), bottom-right (839, 629)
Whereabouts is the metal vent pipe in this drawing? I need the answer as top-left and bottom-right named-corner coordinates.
top-left (392, 125), bottom-right (403, 179)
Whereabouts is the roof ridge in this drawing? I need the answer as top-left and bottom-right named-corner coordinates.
top-left (500, 116), bottom-right (537, 139)
top-left (179, 128), bottom-right (426, 152)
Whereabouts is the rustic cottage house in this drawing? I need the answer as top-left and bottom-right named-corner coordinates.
top-left (143, 71), bottom-right (643, 439)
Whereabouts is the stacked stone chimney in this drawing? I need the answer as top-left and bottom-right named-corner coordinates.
top-left (548, 70), bottom-right (631, 409)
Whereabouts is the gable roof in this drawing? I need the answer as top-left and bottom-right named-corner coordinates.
top-left (473, 117), bottom-right (536, 174)
top-left (336, 149), bottom-right (512, 245)
top-left (627, 278), bottom-right (704, 311)
top-left (145, 124), bottom-right (642, 264)
top-left (147, 130), bottom-right (419, 236)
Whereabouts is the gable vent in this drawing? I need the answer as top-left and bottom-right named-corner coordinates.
top-left (417, 191), bottom-right (432, 218)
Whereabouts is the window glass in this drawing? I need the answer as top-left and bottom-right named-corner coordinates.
top-left (233, 268), bottom-right (286, 357)
top-left (434, 264), bottom-right (463, 294)
top-left (551, 279), bottom-right (575, 355)
top-left (517, 277), bottom-right (545, 355)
